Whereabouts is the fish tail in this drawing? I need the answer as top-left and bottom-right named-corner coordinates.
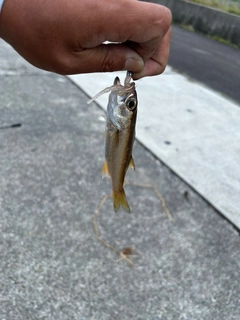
top-left (112, 189), bottom-right (131, 213)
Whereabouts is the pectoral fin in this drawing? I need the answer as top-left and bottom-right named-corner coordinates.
top-left (102, 160), bottom-right (110, 178)
top-left (113, 190), bottom-right (131, 213)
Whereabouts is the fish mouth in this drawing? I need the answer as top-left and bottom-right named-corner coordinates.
top-left (119, 82), bottom-right (135, 96)
top-left (88, 71), bottom-right (135, 104)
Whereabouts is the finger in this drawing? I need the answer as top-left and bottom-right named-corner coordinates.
top-left (80, 1), bottom-right (172, 57)
top-left (95, 1), bottom-right (172, 44)
top-left (132, 27), bottom-right (172, 79)
top-left (54, 43), bottom-right (144, 75)
top-left (94, 1), bottom-right (172, 61)
top-left (54, 1), bottom-right (172, 74)
top-left (61, 1), bottom-right (172, 76)
top-left (122, 3), bottom-right (171, 65)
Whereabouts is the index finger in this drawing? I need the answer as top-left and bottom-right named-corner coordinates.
top-left (131, 27), bottom-right (172, 79)
top-left (123, 2), bottom-right (172, 63)
top-left (84, 1), bottom-right (172, 50)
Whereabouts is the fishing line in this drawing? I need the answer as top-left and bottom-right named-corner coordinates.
top-left (93, 183), bottom-right (174, 267)
top-left (93, 193), bottom-right (136, 267)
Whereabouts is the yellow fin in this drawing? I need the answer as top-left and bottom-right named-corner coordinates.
top-left (102, 160), bottom-right (110, 178)
top-left (113, 190), bottom-right (131, 213)
top-left (128, 156), bottom-right (135, 170)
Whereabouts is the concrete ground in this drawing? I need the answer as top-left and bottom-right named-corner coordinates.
top-left (70, 67), bottom-right (240, 230)
top-left (1, 39), bottom-right (240, 320)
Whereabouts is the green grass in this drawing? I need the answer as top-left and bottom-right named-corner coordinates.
top-left (190, 0), bottom-right (240, 15)
top-left (209, 35), bottom-right (239, 48)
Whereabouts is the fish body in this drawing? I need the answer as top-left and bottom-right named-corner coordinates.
top-left (89, 72), bottom-right (137, 213)
top-left (103, 74), bottom-right (137, 213)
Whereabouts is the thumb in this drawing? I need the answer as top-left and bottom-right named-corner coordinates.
top-left (60, 43), bottom-right (144, 75)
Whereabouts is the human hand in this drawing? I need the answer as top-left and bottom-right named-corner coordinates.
top-left (0, 0), bottom-right (171, 79)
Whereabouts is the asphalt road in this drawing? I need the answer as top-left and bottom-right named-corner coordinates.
top-left (169, 26), bottom-right (240, 105)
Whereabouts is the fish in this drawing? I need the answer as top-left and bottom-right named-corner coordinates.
top-left (88, 71), bottom-right (137, 213)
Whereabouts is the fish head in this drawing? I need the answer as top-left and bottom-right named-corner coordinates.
top-left (88, 71), bottom-right (138, 130)
top-left (108, 77), bottom-right (138, 130)
top-left (117, 84), bottom-right (137, 118)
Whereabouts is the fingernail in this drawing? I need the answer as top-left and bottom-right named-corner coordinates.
top-left (124, 57), bottom-right (144, 72)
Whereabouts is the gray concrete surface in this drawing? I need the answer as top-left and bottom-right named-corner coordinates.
top-left (69, 66), bottom-right (240, 230)
top-left (1, 40), bottom-right (240, 320)
top-left (146, 0), bottom-right (240, 47)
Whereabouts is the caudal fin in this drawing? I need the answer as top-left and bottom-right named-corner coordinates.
top-left (113, 190), bottom-right (131, 213)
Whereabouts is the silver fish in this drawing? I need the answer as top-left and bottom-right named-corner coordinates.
top-left (88, 71), bottom-right (137, 213)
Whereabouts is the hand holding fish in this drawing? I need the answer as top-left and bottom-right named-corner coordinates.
top-left (0, 0), bottom-right (171, 79)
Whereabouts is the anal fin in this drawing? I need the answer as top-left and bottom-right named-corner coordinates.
top-left (102, 160), bottom-right (110, 178)
top-left (128, 156), bottom-right (135, 170)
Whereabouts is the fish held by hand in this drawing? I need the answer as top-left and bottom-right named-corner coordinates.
top-left (88, 71), bottom-right (138, 213)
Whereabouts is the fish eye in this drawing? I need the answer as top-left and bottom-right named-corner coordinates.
top-left (126, 98), bottom-right (137, 110)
